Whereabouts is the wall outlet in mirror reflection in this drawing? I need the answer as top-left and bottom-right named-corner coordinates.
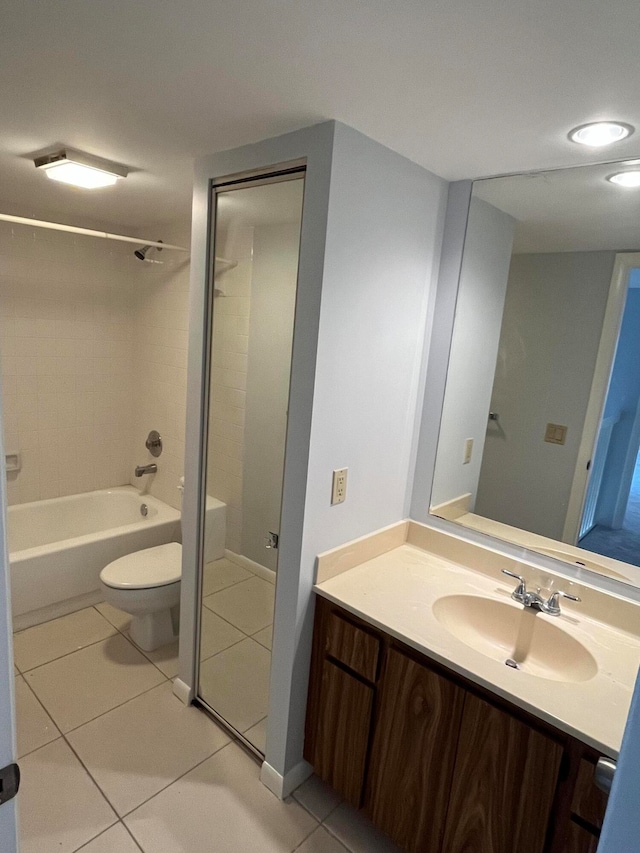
top-left (544, 424), bottom-right (568, 445)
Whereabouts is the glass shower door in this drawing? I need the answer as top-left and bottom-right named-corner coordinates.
top-left (197, 171), bottom-right (304, 754)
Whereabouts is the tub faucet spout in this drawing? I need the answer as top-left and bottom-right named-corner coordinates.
top-left (135, 464), bottom-right (157, 477)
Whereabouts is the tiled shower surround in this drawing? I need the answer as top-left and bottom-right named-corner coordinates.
top-left (0, 221), bottom-right (190, 510)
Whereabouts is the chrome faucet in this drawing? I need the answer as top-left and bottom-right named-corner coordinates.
top-left (501, 569), bottom-right (581, 616)
top-left (135, 463), bottom-right (157, 477)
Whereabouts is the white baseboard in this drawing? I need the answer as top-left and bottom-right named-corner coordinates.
top-left (260, 759), bottom-right (313, 800)
top-left (225, 549), bottom-right (276, 585)
top-left (13, 590), bottom-right (104, 632)
top-left (172, 677), bottom-right (193, 706)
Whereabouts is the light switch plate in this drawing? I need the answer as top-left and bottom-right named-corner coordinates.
top-left (331, 468), bottom-right (347, 505)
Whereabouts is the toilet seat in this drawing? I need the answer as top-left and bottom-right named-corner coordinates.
top-left (100, 542), bottom-right (182, 590)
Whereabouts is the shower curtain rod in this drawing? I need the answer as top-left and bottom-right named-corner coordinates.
top-left (0, 212), bottom-right (188, 252)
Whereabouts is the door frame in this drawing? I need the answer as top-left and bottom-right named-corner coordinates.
top-left (563, 252), bottom-right (640, 543)
top-left (0, 374), bottom-right (20, 850)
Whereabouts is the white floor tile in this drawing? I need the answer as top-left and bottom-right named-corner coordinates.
top-left (203, 557), bottom-right (252, 595)
top-left (15, 675), bottom-right (60, 758)
top-left (19, 738), bottom-right (117, 853)
top-left (296, 826), bottom-right (349, 853)
top-left (124, 742), bottom-right (317, 852)
top-left (13, 607), bottom-right (117, 672)
top-left (293, 775), bottom-right (342, 823)
top-left (95, 601), bottom-right (131, 633)
top-left (324, 802), bottom-right (401, 853)
top-left (138, 637), bottom-right (180, 678)
top-left (199, 606), bottom-right (245, 661)
top-left (204, 575), bottom-right (275, 634)
top-left (25, 634), bottom-right (165, 733)
top-left (199, 637), bottom-right (271, 733)
top-left (244, 716), bottom-right (268, 753)
top-left (67, 682), bottom-right (230, 817)
top-left (253, 624), bottom-right (273, 650)
top-left (76, 822), bottom-right (141, 852)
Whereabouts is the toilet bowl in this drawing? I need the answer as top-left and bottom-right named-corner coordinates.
top-left (100, 542), bottom-right (182, 651)
top-left (99, 495), bottom-right (226, 651)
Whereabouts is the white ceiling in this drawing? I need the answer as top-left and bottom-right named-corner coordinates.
top-left (474, 162), bottom-right (640, 252)
top-left (2, 0), bottom-right (640, 231)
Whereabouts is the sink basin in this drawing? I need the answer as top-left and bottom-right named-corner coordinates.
top-left (432, 594), bottom-right (598, 683)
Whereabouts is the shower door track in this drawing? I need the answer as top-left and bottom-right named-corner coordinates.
top-left (193, 695), bottom-right (264, 761)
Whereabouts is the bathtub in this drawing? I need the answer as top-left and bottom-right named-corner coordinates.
top-left (9, 486), bottom-right (182, 629)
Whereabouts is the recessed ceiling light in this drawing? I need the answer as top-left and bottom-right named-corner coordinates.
top-left (569, 122), bottom-right (634, 147)
top-left (34, 148), bottom-right (128, 189)
top-left (607, 171), bottom-right (640, 187)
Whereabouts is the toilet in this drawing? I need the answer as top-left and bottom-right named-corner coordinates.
top-left (99, 496), bottom-right (226, 651)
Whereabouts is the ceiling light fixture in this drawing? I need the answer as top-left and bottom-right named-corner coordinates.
top-left (34, 148), bottom-right (128, 189)
top-left (569, 122), bottom-right (634, 147)
top-left (607, 171), bottom-right (640, 188)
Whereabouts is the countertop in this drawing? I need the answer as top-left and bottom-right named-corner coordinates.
top-left (314, 541), bottom-right (640, 758)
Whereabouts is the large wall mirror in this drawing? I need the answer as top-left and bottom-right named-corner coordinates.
top-left (430, 159), bottom-right (640, 589)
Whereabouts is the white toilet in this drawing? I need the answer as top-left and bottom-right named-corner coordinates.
top-left (100, 496), bottom-right (226, 651)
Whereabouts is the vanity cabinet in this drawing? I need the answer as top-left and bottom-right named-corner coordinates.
top-left (305, 596), bottom-right (608, 853)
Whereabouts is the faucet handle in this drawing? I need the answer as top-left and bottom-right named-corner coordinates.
top-left (502, 569), bottom-right (527, 599)
top-left (545, 589), bottom-right (581, 615)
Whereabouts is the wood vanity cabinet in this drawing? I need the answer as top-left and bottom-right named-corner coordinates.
top-left (305, 596), bottom-right (608, 853)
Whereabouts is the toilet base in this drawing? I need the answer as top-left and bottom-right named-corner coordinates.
top-left (129, 604), bottom-right (180, 652)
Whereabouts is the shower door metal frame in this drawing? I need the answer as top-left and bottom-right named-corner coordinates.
top-left (188, 165), bottom-right (306, 757)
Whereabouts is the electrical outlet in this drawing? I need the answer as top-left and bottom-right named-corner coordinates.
top-left (463, 438), bottom-right (473, 465)
top-left (331, 468), bottom-right (348, 505)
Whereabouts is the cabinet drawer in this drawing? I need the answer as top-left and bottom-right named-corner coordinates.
top-left (325, 611), bottom-right (380, 682)
top-left (571, 759), bottom-right (608, 830)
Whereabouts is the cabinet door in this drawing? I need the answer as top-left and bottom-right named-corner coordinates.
top-left (442, 692), bottom-right (564, 853)
top-left (312, 659), bottom-right (374, 807)
top-left (563, 821), bottom-right (599, 853)
top-left (366, 648), bottom-right (465, 852)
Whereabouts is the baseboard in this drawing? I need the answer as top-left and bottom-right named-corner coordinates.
top-left (225, 549), bottom-right (276, 585)
top-left (260, 759), bottom-right (313, 800)
top-left (172, 677), bottom-right (194, 706)
top-left (13, 590), bottom-right (104, 632)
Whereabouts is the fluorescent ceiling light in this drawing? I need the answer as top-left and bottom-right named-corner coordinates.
top-left (569, 122), bottom-right (634, 147)
top-left (607, 171), bottom-right (640, 187)
top-left (34, 148), bottom-right (128, 189)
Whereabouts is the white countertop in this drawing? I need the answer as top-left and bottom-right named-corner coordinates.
top-left (315, 542), bottom-right (640, 758)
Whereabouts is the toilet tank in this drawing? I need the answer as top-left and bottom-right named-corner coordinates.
top-left (204, 496), bottom-right (226, 563)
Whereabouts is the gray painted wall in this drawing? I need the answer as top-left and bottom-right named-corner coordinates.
top-left (475, 250), bottom-right (615, 540)
top-left (242, 221), bottom-right (302, 570)
top-left (279, 122), bottom-right (447, 773)
top-left (431, 196), bottom-right (515, 510)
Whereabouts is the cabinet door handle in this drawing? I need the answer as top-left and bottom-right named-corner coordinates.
top-left (595, 757), bottom-right (616, 796)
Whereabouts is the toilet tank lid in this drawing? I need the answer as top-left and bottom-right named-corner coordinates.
top-left (100, 542), bottom-right (182, 589)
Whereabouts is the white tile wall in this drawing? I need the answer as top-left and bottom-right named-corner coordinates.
top-left (207, 225), bottom-right (253, 552)
top-left (0, 220), bottom-right (193, 511)
top-left (0, 223), bottom-right (135, 505)
top-left (128, 224), bottom-right (191, 511)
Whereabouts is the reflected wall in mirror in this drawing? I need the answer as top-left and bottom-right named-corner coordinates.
top-left (198, 173), bottom-right (304, 752)
top-left (431, 160), bottom-right (640, 588)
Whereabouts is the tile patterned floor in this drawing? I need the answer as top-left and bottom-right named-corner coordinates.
top-left (200, 558), bottom-right (275, 745)
top-left (13, 557), bottom-right (398, 851)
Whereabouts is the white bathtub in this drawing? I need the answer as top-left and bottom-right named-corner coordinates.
top-left (9, 487), bottom-right (182, 629)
